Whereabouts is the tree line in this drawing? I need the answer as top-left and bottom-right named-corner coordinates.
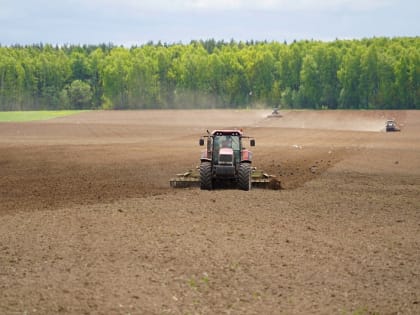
top-left (0, 37), bottom-right (419, 111)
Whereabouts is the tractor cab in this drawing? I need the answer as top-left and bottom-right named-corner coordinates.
top-left (199, 130), bottom-right (254, 165)
top-left (212, 131), bottom-right (241, 164)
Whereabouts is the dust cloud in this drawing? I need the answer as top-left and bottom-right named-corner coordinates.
top-left (259, 110), bottom-right (403, 132)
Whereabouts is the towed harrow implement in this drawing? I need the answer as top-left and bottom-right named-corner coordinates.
top-left (170, 167), bottom-right (281, 190)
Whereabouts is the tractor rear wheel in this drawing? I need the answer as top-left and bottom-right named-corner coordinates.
top-left (238, 163), bottom-right (251, 191)
top-left (200, 162), bottom-right (213, 190)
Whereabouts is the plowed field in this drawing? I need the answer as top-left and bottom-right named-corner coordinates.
top-left (1, 110), bottom-right (419, 314)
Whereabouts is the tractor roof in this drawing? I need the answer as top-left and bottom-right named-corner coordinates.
top-left (211, 130), bottom-right (243, 136)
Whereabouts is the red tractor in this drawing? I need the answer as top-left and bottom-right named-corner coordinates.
top-left (169, 130), bottom-right (279, 190)
top-left (198, 129), bottom-right (255, 190)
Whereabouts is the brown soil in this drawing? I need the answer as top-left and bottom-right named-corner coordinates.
top-left (0, 110), bottom-right (419, 314)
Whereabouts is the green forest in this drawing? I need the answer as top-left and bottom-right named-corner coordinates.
top-left (0, 37), bottom-right (419, 111)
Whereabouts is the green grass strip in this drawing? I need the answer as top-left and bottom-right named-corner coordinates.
top-left (0, 110), bottom-right (88, 122)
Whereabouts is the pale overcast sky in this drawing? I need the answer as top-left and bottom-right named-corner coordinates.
top-left (1, 0), bottom-right (418, 46)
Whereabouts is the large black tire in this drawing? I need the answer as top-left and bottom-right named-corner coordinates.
top-left (200, 162), bottom-right (213, 190)
top-left (238, 163), bottom-right (252, 191)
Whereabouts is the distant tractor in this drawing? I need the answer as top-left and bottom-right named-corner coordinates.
top-left (385, 120), bottom-right (400, 132)
top-left (267, 107), bottom-right (282, 118)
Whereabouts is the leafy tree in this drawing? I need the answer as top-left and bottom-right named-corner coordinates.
top-left (338, 47), bottom-right (362, 109)
top-left (101, 48), bottom-right (132, 109)
top-left (359, 45), bottom-right (379, 108)
top-left (299, 54), bottom-right (321, 108)
top-left (128, 48), bottom-right (160, 108)
top-left (409, 50), bottom-right (420, 109)
top-left (316, 45), bottom-right (340, 109)
top-left (70, 51), bottom-right (91, 82)
top-left (88, 48), bottom-right (105, 108)
top-left (0, 49), bottom-right (24, 110)
top-left (66, 80), bottom-right (92, 109)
